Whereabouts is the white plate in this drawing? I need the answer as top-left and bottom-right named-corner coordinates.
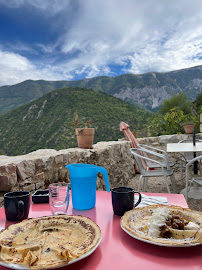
top-left (0, 237), bottom-right (102, 269)
top-left (121, 224), bottom-right (202, 247)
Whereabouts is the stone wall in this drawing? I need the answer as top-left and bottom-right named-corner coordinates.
top-left (0, 141), bottom-right (135, 204)
top-left (1, 133), bottom-right (202, 205)
top-left (138, 132), bottom-right (202, 146)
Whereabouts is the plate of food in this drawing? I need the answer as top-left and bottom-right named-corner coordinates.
top-left (0, 215), bottom-right (101, 269)
top-left (121, 205), bottom-right (202, 247)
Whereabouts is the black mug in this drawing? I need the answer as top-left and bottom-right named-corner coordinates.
top-left (4, 191), bottom-right (30, 221)
top-left (111, 187), bottom-right (141, 216)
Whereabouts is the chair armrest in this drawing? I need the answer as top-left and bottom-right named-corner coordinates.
top-left (138, 145), bottom-right (172, 169)
top-left (130, 148), bottom-right (165, 171)
top-left (186, 155), bottom-right (202, 167)
top-left (138, 145), bottom-right (168, 162)
top-left (139, 144), bottom-right (168, 156)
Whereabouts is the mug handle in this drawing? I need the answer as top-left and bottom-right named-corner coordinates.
top-left (134, 192), bottom-right (142, 207)
top-left (17, 200), bottom-right (24, 220)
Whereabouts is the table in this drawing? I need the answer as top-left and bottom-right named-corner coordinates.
top-left (167, 142), bottom-right (202, 153)
top-left (0, 191), bottom-right (201, 270)
top-left (167, 142), bottom-right (202, 199)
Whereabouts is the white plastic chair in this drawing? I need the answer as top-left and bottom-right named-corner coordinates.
top-left (130, 148), bottom-right (177, 193)
top-left (185, 155), bottom-right (202, 201)
top-left (120, 121), bottom-right (175, 172)
top-left (178, 139), bottom-right (202, 178)
top-left (138, 144), bottom-right (175, 169)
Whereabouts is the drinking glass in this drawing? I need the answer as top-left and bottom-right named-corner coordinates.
top-left (49, 182), bottom-right (70, 215)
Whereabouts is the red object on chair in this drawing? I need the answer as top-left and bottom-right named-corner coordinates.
top-left (120, 122), bottom-right (147, 172)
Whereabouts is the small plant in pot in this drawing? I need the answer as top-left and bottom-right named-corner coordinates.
top-left (182, 121), bottom-right (195, 134)
top-left (71, 112), bottom-right (95, 149)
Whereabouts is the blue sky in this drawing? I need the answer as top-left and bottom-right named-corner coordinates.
top-left (0, 0), bottom-right (202, 86)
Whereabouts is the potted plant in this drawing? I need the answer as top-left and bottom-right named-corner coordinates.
top-left (71, 112), bottom-right (95, 149)
top-left (132, 131), bottom-right (138, 138)
top-left (182, 121), bottom-right (195, 134)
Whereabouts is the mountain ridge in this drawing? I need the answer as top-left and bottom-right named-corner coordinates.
top-left (0, 65), bottom-right (202, 114)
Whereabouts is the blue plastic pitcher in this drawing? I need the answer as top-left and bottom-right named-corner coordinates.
top-left (65, 164), bottom-right (110, 210)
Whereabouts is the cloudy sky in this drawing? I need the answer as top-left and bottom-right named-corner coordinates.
top-left (0, 0), bottom-right (202, 86)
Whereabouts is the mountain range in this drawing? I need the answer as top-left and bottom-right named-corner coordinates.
top-left (0, 87), bottom-right (150, 156)
top-left (0, 65), bottom-right (202, 115)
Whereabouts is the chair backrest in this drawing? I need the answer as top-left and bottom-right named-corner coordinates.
top-left (130, 148), bottom-right (147, 174)
top-left (185, 154), bottom-right (202, 200)
top-left (186, 154), bottom-right (202, 167)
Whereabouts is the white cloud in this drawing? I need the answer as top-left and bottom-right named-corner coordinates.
top-left (0, 0), bottom-right (202, 85)
top-left (0, 0), bottom-right (72, 14)
top-left (58, 0), bottom-right (202, 75)
top-left (0, 50), bottom-right (73, 86)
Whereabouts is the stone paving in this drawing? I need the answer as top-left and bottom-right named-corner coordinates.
top-left (128, 170), bottom-right (202, 212)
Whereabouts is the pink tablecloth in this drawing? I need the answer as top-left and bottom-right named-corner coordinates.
top-left (0, 191), bottom-right (201, 270)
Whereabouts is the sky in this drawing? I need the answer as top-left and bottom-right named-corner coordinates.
top-left (0, 0), bottom-right (202, 86)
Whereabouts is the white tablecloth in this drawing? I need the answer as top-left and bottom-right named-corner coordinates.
top-left (135, 193), bottom-right (168, 207)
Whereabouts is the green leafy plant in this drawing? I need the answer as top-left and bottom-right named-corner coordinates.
top-left (147, 108), bottom-right (186, 136)
top-left (71, 112), bottom-right (93, 134)
top-left (85, 119), bottom-right (93, 128)
top-left (70, 112), bottom-right (83, 128)
top-left (181, 114), bottom-right (195, 126)
top-left (71, 112), bottom-right (93, 128)
top-left (147, 92), bottom-right (201, 136)
top-left (163, 109), bottom-right (185, 134)
top-left (182, 121), bottom-right (195, 126)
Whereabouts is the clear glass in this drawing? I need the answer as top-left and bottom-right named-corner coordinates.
top-left (49, 182), bottom-right (70, 215)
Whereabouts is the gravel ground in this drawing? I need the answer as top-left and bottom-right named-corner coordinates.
top-left (128, 169), bottom-right (202, 212)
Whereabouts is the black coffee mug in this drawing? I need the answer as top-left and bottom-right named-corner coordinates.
top-left (4, 191), bottom-right (30, 221)
top-left (111, 187), bottom-right (141, 216)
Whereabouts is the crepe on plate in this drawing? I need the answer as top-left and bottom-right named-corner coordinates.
top-left (121, 205), bottom-right (202, 246)
top-left (0, 215), bottom-right (101, 269)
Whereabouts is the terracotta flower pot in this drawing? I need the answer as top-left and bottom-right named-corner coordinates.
top-left (132, 132), bottom-right (138, 137)
top-left (76, 128), bottom-right (95, 149)
top-left (183, 124), bottom-right (195, 134)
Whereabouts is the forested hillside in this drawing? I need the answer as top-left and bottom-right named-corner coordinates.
top-left (0, 87), bottom-right (150, 155)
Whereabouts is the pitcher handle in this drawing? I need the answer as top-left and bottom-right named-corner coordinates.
top-left (97, 167), bottom-right (110, 192)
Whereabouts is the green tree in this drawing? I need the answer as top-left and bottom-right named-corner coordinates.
top-left (148, 109), bottom-right (185, 136)
top-left (163, 109), bottom-right (185, 134)
top-left (159, 92), bottom-right (192, 115)
top-left (194, 91), bottom-right (202, 111)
